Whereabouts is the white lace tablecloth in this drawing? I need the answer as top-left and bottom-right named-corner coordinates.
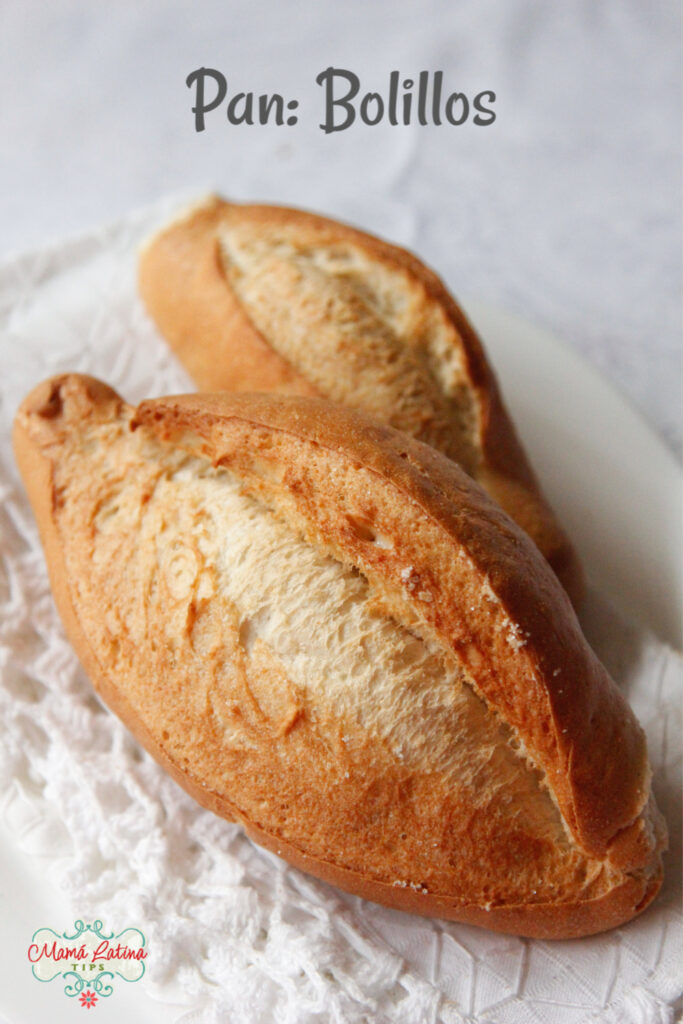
top-left (0, 201), bottom-right (681, 1024)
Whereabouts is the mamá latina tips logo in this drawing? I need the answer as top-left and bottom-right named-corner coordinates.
top-left (27, 919), bottom-right (148, 1010)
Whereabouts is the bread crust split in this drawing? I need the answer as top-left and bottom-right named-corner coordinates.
top-left (138, 195), bottom-right (584, 607)
top-left (13, 374), bottom-right (665, 939)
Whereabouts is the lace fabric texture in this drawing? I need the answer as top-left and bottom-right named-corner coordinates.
top-left (0, 199), bottom-right (681, 1024)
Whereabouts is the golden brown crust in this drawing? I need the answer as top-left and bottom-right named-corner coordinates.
top-left (138, 195), bottom-right (583, 606)
top-left (13, 374), bottom-right (665, 939)
top-left (138, 198), bottom-right (320, 399)
top-left (132, 390), bottom-right (651, 860)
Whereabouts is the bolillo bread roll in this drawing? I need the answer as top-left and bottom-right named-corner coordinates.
top-left (138, 196), bottom-right (584, 606)
top-left (13, 374), bottom-right (665, 939)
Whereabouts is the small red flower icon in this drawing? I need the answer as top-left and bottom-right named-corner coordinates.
top-left (79, 989), bottom-right (98, 1009)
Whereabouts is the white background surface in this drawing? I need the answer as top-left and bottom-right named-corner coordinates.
top-left (1, 0), bottom-right (681, 457)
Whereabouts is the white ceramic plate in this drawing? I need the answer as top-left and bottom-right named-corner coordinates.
top-left (0, 304), bottom-right (680, 1024)
top-left (464, 301), bottom-right (682, 650)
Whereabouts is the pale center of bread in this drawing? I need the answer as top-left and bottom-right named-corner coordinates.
top-left (55, 413), bottom-right (574, 851)
top-left (218, 224), bottom-right (481, 474)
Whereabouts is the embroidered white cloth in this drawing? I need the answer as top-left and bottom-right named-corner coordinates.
top-left (0, 200), bottom-right (680, 1024)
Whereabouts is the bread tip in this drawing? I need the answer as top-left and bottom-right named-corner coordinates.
top-left (138, 193), bottom-right (226, 260)
top-left (15, 375), bottom-right (68, 423)
top-left (13, 374), bottom-right (124, 458)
